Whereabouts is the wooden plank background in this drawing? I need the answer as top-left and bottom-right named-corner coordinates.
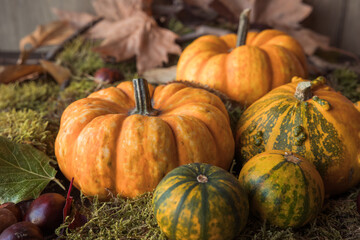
top-left (0, 0), bottom-right (359, 55)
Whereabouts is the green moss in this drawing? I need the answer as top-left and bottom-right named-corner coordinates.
top-left (329, 69), bottom-right (360, 102)
top-left (0, 80), bottom-right (59, 112)
top-left (57, 37), bottom-right (104, 77)
top-left (59, 78), bottom-right (99, 102)
top-left (167, 18), bottom-right (192, 36)
top-left (55, 186), bottom-right (360, 240)
top-left (0, 109), bottom-right (56, 154)
top-left (56, 193), bottom-right (166, 240)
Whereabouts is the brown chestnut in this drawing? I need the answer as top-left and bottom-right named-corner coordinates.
top-left (0, 208), bottom-right (17, 234)
top-left (0, 221), bottom-right (43, 240)
top-left (16, 200), bottom-right (33, 221)
top-left (24, 193), bottom-right (65, 234)
top-left (93, 67), bottom-right (124, 84)
top-left (0, 203), bottom-right (22, 222)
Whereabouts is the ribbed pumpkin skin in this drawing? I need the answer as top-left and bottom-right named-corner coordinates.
top-left (236, 77), bottom-right (360, 196)
top-left (55, 81), bottom-right (234, 199)
top-left (238, 150), bottom-right (324, 228)
top-left (153, 163), bottom-right (249, 240)
top-left (176, 29), bottom-right (307, 106)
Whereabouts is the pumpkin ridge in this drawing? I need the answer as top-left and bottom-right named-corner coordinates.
top-left (266, 103), bottom-right (297, 149)
top-left (200, 180), bottom-right (209, 240)
top-left (210, 181), bottom-right (243, 235)
top-left (159, 114), bottom-right (221, 166)
top-left (153, 178), bottom-right (194, 214)
top-left (170, 183), bottom-right (198, 239)
top-left (72, 114), bottom-right (126, 196)
top-left (248, 160), bottom-right (287, 199)
top-left (157, 87), bottom-right (228, 118)
top-left (296, 164), bottom-right (311, 227)
top-left (161, 105), bottom-right (233, 168)
top-left (306, 106), bottom-right (345, 177)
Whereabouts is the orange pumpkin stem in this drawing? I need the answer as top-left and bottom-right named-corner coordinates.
top-left (131, 78), bottom-right (159, 116)
top-left (236, 8), bottom-right (251, 47)
top-left (294, 81), bottom-right (313, 101)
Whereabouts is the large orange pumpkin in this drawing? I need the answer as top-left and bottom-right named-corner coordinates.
top-left (55, 79), bottom-right (234, 199)
top-left (176, 11), bottom-right (307, 106)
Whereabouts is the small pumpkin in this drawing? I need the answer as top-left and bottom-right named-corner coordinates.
top-left (236, 76), bottom-right (360, 196)
top-left (176, 9), bottom-right (307, 106)
top-left (153, 163), bottom-right (249, 240)
top-left (238, 150), bottom-right (324, 228)
top-left (55, 79), bottom-right (234, 199)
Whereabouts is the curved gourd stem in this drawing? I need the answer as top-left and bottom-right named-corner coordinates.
top-left (236, 8), bottom-right (251, 47)
top-left (294, 81), bottom-right (313, 101)
top-left (130, 78), bottom-right (159, 116)
top-left (284, 152), bottom-right (302, 165)
top-left (197, 174), bottom-right (208, 183)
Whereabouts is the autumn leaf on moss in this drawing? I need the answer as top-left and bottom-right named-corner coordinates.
top-left (53, 0), bottom-right (181, 74)
top-left (0, 65), bottom-right (44, 84)
top-left (0, 136), bottom-right (62, 204)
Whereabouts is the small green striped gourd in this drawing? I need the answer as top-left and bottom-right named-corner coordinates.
top-left (236, 76), bottom-right (360, 196)
top-left (152, 163), bottom-right (249, 240)
top-left (239, 150), bottom-right (325, 228)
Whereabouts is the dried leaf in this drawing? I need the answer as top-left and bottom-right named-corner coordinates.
top-left (92, 0), bottom-right (153, 19)
top-left (142, 65), bottom-right (177, 85)
top-left (287, 28), bottom-right (330, 55)
top-left (251, 0), bottom-right (312, 28)
top-left (19, 20), bottom-right (75, 51)
top-left (39, 60), bottom-right (71, 84)
top-left (52, 8), bottom-right (109, 39)
top-left (54, 0), bottom-right (181, 74)
top-left (0, 136), bottom-right (58, 204)
top-left (0, 65), bottom-right (44, 84)
top-left (184, 0), bottom-right (214, 11)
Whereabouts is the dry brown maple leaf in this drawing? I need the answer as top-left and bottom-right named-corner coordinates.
top-left (0, 65), bottom-right (44, 84)
top-left (54, 0), bottom-right (181, 74)
top-left (19, 20), bottom-right (75, 51)
top-left (18, 20), bottom-right (75, 64)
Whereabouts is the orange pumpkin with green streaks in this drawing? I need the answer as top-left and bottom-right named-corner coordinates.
top-left (239, 150), bottom-right (324, 228)
top-left (176, 11), bottom-right (307, 106)
top-left (55, 79), bottom-right (234, 199)
top-left (153, 163), bottom-right (249, 240)
top-left (236, 76), bottom-right (360, 196)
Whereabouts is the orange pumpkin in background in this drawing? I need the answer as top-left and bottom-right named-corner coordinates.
top-left (55, 79), bottom-right (234, 199)
top-left (176, 10), bottom-right (307, 106)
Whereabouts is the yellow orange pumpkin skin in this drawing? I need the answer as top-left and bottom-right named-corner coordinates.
top-left (236, 77), bottom-right (360, 196)
top-left (55, 80), bottom-right (234, 199)
top-left (176, 29), bottom-right (307, 106)
top-left (239, 150), bottom-right (324, 228)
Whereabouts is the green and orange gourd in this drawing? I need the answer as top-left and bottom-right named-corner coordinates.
top-left (55, 78), bottom-right (234, 199)
top-left (176, 9), bottom-right (307, 106)
top-left (153, 163), bottom-right (249, 240)
top-left (236, 76), bottom-right (360, 196)
top-left (239, 150), bottom-right (324, 228)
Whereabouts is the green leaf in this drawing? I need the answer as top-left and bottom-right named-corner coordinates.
top-left (0, 136), bottom-right (58, 204)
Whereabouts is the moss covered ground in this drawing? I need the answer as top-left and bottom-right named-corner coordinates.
top-left (1, 38), bottom-right (360, 239)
